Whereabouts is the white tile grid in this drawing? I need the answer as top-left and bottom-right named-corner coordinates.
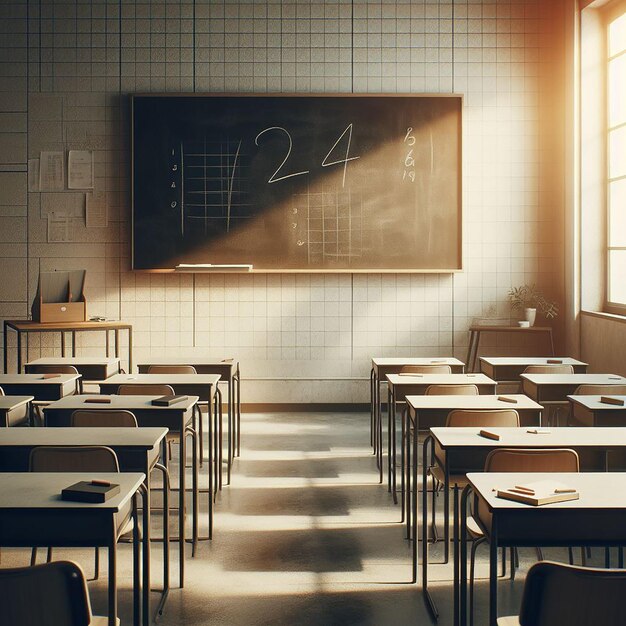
top-left (0, 0), bottom-right (561, 381)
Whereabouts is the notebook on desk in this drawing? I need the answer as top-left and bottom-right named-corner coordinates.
top-left (497, 480), bottom-right (579, 506)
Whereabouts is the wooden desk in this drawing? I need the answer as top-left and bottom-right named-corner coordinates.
top-left (459, 473), bottom-right (626, 626)
top-left (0, 373), bottom-right (80, 400)
top-left (138, 358), bottom-right (241, 470)
top-left (0, 426), bottom-right (169, 613)
top-left (100, 373), bottom-right (223, 488)
top-left (465, 325), bottom-right (554, 372)
top-left (384, 373), bottom-right (496, 502)
top-left (44, 394), bottom-right (199, 588)
top-left (0, 395), bottom-right (33, 426)
top-left (423, 426), bottom-right (626, 619)
top-left (568, 395), bottom-right (626, 427)
top-left (521, 373), bottom-right (626, 403)
top-left (0, 472), bottom-right (149, 626)
top-left (404, 394), bottom-right (542, 582)
top-left (370, 357), bottom-right (464, 466)
top-left (26, 356), bottom-right (122, 380)
top-left (4, 319), bottom-right (133, 374)
top-left (479, 356), bottom-right (587, 381)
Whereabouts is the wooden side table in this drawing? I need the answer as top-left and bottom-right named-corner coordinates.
top-left (3, 320), bottom-right (133, 374)
top-left (465, 325), bottom-right (554, 372)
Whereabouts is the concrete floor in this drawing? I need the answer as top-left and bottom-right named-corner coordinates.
top-left (3, 411), bottom-right (595, 625)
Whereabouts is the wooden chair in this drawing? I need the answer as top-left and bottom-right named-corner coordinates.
top-left (27, 364), bottom-right (81, 424)
top-left (469, 448), bottom-right (580, 626)
top-left (427, 409), bottom-right (520, 563)
top-left (0, 560), bottom-right (117, 626)
top-left (71, 409), bottom-right (138, 428)
top-left (29, 446), bottom-right (132, 580)
top-left (498, 560), bottom-right (626, 626)
top-left (425, 384), bottom-right (479, 395)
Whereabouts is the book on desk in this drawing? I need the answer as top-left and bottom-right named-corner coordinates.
top-left (496, 480), bottom-right (579, 506)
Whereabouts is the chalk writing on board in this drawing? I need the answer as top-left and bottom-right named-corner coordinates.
top-left (321, 123), bottom-right (360, 188)
top-left (255, 127), bottom-right (310, 184)
top-left (403, 127), bottom-right (416, 183)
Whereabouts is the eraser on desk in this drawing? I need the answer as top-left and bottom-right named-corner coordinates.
top-left (547, 359), bottom-right (563, 364)
top-left (41, 374), bottom-right (61, 379)
top-left (479, 430), bottom-right (500, 441)
top-left (527, 428), bottom-right (551, 434)
top-left (601, 395), bottom-right (624, 405)
top-left (84, 397), bottom-right (111, 404)
top-left (91, 479), bottom-right (111, 487)
top-left (497, 396), bottom-right (518, 403)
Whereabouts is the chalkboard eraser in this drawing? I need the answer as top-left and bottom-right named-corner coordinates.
top-left (175, 264), bottom-right (253, 272)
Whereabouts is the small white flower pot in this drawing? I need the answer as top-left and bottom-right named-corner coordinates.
top-left (524, 307), bottom-right (537, 327)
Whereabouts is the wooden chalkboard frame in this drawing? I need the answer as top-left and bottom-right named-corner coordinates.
top-left (131, 93), bottom-right (463, 273)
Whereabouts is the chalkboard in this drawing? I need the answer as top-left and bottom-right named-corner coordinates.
top-left (131, 94), bottom-right (462, 272)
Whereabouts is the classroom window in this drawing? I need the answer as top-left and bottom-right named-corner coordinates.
top-left (607, 8), bottom-right (626, 309)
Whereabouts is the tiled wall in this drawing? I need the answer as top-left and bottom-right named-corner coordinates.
top-left (0, 0), bottom-right (566, 402)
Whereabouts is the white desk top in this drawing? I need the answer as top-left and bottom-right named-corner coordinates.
top-left (431, 426), bottom-right (626, 448)
top-left (0, 395), bottom-right (33, 410)
top-left (386, 373), bottom-right (495, 386)
top-left (0, 472), bottom-right (145, 510)
top-left (100, 373), bottom-right (220, 386)
top-left (138, 358), bottom-right (237, 367)
top-left (372, 357), bottom-right (464, 367)
top-left (0, 374), bottom-right (80, 385)
top-left (0, 427), bottom-right (167, 448)
top-left (521, 374), bottom-right (626, 386)
top-left (407, 394), bottom-right (541, 411)
top-left (468, 472), bottom-right (626, 510)
top-left (568, 395), bottom-right (626, 410)
top-left (26, 357), bottom-right (120, 366)
top-left (45, 394), bottom-right (199, 411)
top-left (480, 357), bottom-right (587, 366)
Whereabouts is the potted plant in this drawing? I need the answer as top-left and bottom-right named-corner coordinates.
top-left (508, 284), bottom-right (558, 327)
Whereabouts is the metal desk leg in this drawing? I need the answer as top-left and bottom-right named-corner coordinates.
top-left (17, 330), bottom-right (22, 373)
top-left (391, 403), bottom-right (398, 505)
top-left (401, 407), bottom-right (406, 523)
top-left (208, 396), bottom-right (214, 538)
top-left (60, 331), bottom-right (66, 358)
top-left (489, 517), bottom-right (498, 626)
top-left (226, 382), bottom-right (232, 484)
top-left (406, 411), bottom-right (411, 540)
top-left (3, 321), bottom-right (8, 373)
top-left (106, 329), bottom-right (110, 358)
top-left (387, 386), bottom-right (392, 491)
top-left (139, 483), bottom-right (151, 626)
top-left (423, 435), bottom-right (439, 618)
top-left (471, 331), bottom-right (481, 372)
top-left (154, 463), bottom-right (170, 616)
top-left (108, 527), bottom-right (118, 626)
top-left (217, 388), bottom-right (223, 490)
top-left (71, 330), bottom-right (76, 357)
top-left (128, 326), bottom-right (133, 373)
top-left (465, 330), bottom-right (474, 374)
top-left (411, 407), bottom-right (419, 584)
top-left (459, 486), bottom-right (472, 626)
top-left (178, 425), bottom-right (186, 588)
top-left (132, 491), bottom-right (141, 626)
top-left (235, 365), bottom-right (241, 456)
top-left (370, 367), bottom-right (375, 448)
top-left (115, 329), bottom-right (120, 361)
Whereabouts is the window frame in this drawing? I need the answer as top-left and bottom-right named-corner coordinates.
top-left (604, 1), bottom-right (626, 315)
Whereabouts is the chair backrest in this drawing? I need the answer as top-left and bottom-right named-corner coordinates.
top-left (574, 384), bottom-right (626, 396)
top-left (519, 561), bottom-right (626, 626)
top-left (71, 409), bottom-right (137, 428)
top-left (117, 383), bottom-right (175, 396)
top-left (0, 560), bottom-right (94, 626)
top-left (484, 448), bottom-right (580, 473)
top-left (147, 365), bottom-right (197, 375)
top-left (27, 364), bottom-right (80, 376)
top-left (425, 384), bottom-right (479, 396)
top-left (400, 364), bottom-right (452, 374)
top-left (29, 446), bottom-right (120, 473)
top-left (446, 409), bottom-right (520, 428)
top-left (523, 364), bottom-right (574, 375)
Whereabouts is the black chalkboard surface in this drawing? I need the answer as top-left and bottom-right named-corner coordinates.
top-left (132, 94), bottom-right (462, 272)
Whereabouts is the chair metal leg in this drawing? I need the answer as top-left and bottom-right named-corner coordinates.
top-left (30, 547), bottom-right (37, 567)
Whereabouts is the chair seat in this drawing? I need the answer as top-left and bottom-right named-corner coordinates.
top-left (496, 617), bottom-right (520, 626)
top-left (430, 464), bottom-right (470, 488)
